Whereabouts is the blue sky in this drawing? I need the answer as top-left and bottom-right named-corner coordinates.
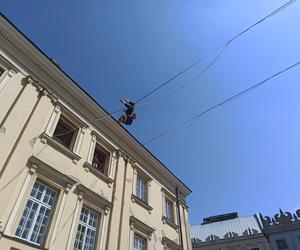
top-left (1, 0), bottom-right (299, 224)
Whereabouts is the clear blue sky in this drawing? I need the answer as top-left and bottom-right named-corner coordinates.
top-left (1, 0), bottom-right (299, 224)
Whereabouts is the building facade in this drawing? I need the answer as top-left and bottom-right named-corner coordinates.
top-left (191, 213), bottom-right (270, 250)
top-left (260, 209), bottom-right (300, 250)
top-left (0, 14), bottom-right (192, 250)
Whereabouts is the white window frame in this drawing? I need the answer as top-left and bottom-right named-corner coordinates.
top-left (0, 58), bottom-right (17, 96)
top-left (165, 196), bottom-right (175, 222)
top-left (73, 206), bottom-right (100, 250)
top-left (133, 232), bottom-right (147, 250)
top-left (129, 216), bottom-right (154, 250)
top-left (67, 185), bottom-right (111, 250)
top-left (136, 175), bottom-right (148, 203)
top-left (43, 104), bottom-right (87, 161)
top-left (15, 180), bottom-right (58, 246)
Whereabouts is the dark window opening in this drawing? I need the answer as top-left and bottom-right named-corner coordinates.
top-left (276, 239), bottom-right (288, 249)
top-left (53, 117), bottom-right (78, 150)
top-left (0, 67), bottom-right (5, 77)
top-left (92, 144), bottom-right (108, 174)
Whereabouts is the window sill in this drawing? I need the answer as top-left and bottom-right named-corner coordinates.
top-left (40, 133), bottom-right (81, 162)
top-left (162, 236), bottom-right (181, 250)
top-left (131, 194), bottom-right (153, 213)
top-left (83, 162), bottom-right (113, 184)
top-left (162, 216), bottom-right (179, 230)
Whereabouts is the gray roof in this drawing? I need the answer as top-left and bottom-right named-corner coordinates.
top-left (190, 214), bottom-right (262, 242)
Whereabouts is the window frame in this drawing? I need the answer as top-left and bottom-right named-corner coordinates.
top-left (136, 175), bottom-right (148, 203)
top-left (129, 216), bottom-right (154, 250)
top-left (52, 114), bottom-right (79, 151)
top-left (42, 104), bottom-right (87, 162)
top-left (73, 206), bottom-right (101, 250)
top-left (161, 187), bottom-right (179, 230)
top-left (131, 165), bottom-right (153, 212)
top-left (0, 56), bottom-right (18, 95)
top-left (133, 232), bottom-right (147, 250)
top-left (165, 196), bottom-right (175, 222)
top-left (84, 131), bottom-right (115, 184)
top-left (14, 179), bottom-right (59, 247)
top-left (91, 142), bottom-right (110, 175)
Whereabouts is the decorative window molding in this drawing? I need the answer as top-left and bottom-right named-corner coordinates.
top-left (4, 157), bottom-right (77, 249)
top-left (132, 165), bottom-right (152, 213)
top-left (83, 162), bottom-right (113, 185)
top-left (129, 216), bottom-right (155, 240)
top-left (162, 236), bottom-right (181, 250)
top-left (67, 185), bottom-right (111, 250)
top-left (85, 131), bottom-right (118, 183)
top-left (0, 55), bottom-right (18, 95)
top-left (40, 133), bottom-right (81, 163)
top-left (43, 104), bottom-right (87, 160)
top-left (131, 194), bottom-right (153, 212)
top-left (134, 233), bottom-right (147, 250)
top-left (15, 180), bottom-right (58, 246)
top-left (161, 187), bottom-right (178, 230)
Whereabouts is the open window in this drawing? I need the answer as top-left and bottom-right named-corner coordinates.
top-left (84, 132), bottom-right (114, 184)
top-left (91, 143), bottom-right (109, 174)
top-left (52, 115), bottom-right (78, 150)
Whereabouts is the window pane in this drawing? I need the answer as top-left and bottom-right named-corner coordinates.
top-left (53, 117), bottom-right (77, 149)
top-left (134, 234), bottom-right (146, 250)
top-left (136, 176), bottom-right (147, 202)
top-left (165, 198), bottom-right (174, 221)
top-left (74, 207), bottom-right (99, 250)
top-left (16, 181), bottom-right (57, 246)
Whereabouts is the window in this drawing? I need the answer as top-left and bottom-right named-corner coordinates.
top-left (74, 207), bottom-right (99, 250)
top-left (276, 239), bottom-right (288, 249)
top-left (52, 115), bottom-right (78, 150)
top-left (15, 181), bottom-right (57, 246)
top-left (92, 144), bottom-right (109, 174)
top-left (134, 233), bottom-right (146, 250)
top-left (0, 66), bottom-right (4, 78)
top-left (136, 176), bottom-right (148, 203)
top-left (165, 197), bottom-right (174, 222)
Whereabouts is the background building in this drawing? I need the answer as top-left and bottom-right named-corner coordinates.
top-left (191, 212), bottom-right (270, 250)
top-left (0, 14), bottom-right (192, 250)
top-left (260, 209), bottom-right (300, 250)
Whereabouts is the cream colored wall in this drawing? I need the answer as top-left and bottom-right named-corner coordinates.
top-left (0, 50), bottom-right (191, 250)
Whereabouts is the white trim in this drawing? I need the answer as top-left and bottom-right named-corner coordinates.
top-left (49, 184), bottom-right (72, 250)
top-left (98, 208), bottom-right (109, 250)
top-left (3, 164), bottom-right (37, 236)
top-left (87, 134), bottom-right (97, 164)
top-left (66, 192), bottom-right (83, 250)
top-left (45, 105), bottom-right (61, 137)
top-left (73, 126), bottom-right (86, 155)
top-left (0, 69), bottom-right (15, 96)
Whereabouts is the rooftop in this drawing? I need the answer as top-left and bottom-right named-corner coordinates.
top-left (191, 213), bottom-right (262, 242)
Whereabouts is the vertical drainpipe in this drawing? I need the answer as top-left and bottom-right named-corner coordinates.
top-left (176, 186), bottom-right (184, 250)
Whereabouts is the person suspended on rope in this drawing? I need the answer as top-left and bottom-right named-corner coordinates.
top-left (118, 99), bottom-right (136, 125)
